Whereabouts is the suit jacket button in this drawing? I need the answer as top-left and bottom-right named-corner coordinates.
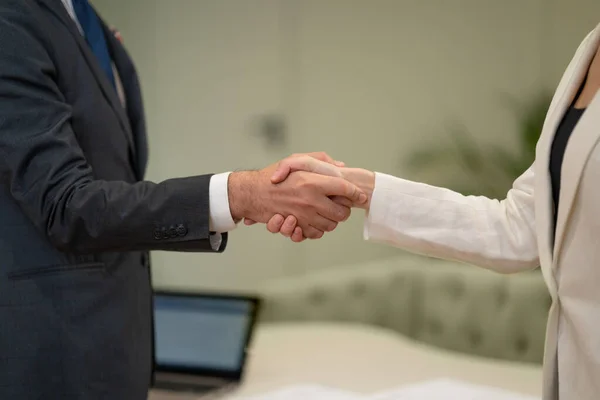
top-left (167, 227), bottom-right (178, 239)
top-left (176, 224), bottom-right (187, 237)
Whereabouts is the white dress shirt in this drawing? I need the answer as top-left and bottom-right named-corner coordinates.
top-left (61, 0), bottom-right (237, 245)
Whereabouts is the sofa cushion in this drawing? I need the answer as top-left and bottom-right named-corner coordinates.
top-left (414, 258), bottom-right (550, 364)
top-left (259, 257), bottom-right (421, 338)
top-left (259, 254), bottom-right (550, 364)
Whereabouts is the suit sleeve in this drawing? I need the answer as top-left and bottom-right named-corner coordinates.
top-left (0, 6), bottom-right (226, 254)
top-left (364, 165), bottom-right (539, 273)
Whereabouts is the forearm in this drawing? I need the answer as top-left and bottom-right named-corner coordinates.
top-left (361, 171), bottom-right (539, 273)
top-left (40, 175), bottom-right (219, 253)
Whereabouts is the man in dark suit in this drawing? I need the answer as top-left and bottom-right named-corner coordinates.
top-left (0, 1), bottom-right (366, 399)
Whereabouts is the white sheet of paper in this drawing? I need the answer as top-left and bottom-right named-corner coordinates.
top-left (367, 379), bottom-right (539, 400)
top-left (233, 384), bottom-right (362, 400)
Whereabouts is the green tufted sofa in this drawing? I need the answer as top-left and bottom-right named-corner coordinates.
top-left (258, 254), bottom-right (551, 365)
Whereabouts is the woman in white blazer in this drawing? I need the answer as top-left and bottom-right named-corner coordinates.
top-left (259, 22), bottom-right (600, 400)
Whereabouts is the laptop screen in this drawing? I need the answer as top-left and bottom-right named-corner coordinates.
top-left (153, 292), bottom-right (260, 379)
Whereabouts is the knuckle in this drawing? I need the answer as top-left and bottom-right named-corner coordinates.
top-left (331, 205), bottom-right (349, 221)
top-left (300, 178), bottom-right (315, 191)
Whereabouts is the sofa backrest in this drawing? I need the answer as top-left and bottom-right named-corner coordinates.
top-left (259, 254), bottom-right (550, 364)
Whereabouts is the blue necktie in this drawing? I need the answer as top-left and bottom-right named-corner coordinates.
top-left (72, 0), bottom-right (116, 88)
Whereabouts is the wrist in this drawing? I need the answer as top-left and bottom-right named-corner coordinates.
top-left (342, 168), bottom-right (375, 209)
top-left (227, 171), bottom-right (259, 221)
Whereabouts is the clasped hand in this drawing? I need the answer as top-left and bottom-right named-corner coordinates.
top-left (242, 152), bottom-right (374, 242)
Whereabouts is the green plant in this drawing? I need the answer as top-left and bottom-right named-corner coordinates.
top-left (405, 92), bottom-right (553, 199)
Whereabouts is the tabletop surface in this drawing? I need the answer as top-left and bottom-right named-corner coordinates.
top-left (150, 322), bottom-right (543, 399)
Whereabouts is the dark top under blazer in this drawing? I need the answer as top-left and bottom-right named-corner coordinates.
top-left (549, 81), bottom-right (586, 231)
top-left (0, 1), bottom-right (227, 399)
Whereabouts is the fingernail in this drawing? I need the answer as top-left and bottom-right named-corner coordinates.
top-left (359, 193), bottom-right (367, 204)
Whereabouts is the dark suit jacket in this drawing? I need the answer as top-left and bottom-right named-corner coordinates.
top-left (0, 1), bottom-right (227, 399)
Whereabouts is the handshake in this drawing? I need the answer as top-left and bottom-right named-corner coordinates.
top-left (227, 152), bottom-right (375, 242)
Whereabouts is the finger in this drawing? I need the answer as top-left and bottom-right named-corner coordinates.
top-left (302, 225), bottom-right (325, 239)
top-left (305, 152), bottom-right (335, 163)
top-left (303, 214), bottom-right (338, 232)
top-left (306, 152), bottom-right (345, 168)
top-left (279, 215), bottom-right (298, 237)
top-left (317, 200), bottom-right (352, 223)
top-left (266, 214), bottom-right (285, 233)
top-left (271, 156), bottom-right (341, 184)
top-left (291, 226), bottom-right (305, 243)
top-left (330, 195), bottom-right (353, 208)
top-left (244, 218), bottom-right (257, 226)
top-left (323, 177), bottom-right (367, 205)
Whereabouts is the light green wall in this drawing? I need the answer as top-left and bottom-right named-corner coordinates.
top-left (92, 0), bottom-right (599, 290)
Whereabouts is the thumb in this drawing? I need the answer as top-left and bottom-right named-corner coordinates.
top-left (325, 177), bottom-right (368, 205)
top-left (270, 155), bottom-right (342, 183)
top-left (330, 195), bottom-right (353, 208)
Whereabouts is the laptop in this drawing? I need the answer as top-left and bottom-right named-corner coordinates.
top-left (152, 290), bottom-right (261, 395)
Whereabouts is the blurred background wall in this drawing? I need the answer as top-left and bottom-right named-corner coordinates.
top-left (92, 0), bottom-right (600, 291)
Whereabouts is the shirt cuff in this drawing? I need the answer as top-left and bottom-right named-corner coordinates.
top-left (209, 233), bottom-right (223, 251)
top-left (363, 172), bottom-right (393, 241)
top-left (209, 172), bottom-right (237, 233)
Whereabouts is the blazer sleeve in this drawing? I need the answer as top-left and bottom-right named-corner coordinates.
top-left (0, 6), bottom-right (225, 254)
top-left (364, 165), bottom-right (539, 273)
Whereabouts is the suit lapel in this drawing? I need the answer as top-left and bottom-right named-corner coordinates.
top-left (36, 0), bottom-right (135, 152)
top-left (103, 26), bottom-right (148, 180)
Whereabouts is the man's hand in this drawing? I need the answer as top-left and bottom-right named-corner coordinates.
top-left (264, 155), bottom-right (376, 242)
top-left (227, 157), bottom-right (367, 239)
top-left (242, 152), bottom-right (346, 226)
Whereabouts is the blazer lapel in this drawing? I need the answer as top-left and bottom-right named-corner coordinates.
top-left (553, 92), bottom-right (600, 260)
top-left (36, 0), bottom-right (135, 151)
top-left (534, 24), bottom-right (600, 263)
top-left (533, 25), bottom-right (600, 286)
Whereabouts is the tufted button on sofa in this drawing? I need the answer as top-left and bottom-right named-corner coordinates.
top-left (258, 254), bottom-right (550, 364)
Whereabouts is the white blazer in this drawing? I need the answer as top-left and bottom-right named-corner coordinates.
top-left (364, 22), bottom-right (600, 400)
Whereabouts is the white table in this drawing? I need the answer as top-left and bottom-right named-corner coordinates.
top-left (150, 322), bottom-right (542, 399)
